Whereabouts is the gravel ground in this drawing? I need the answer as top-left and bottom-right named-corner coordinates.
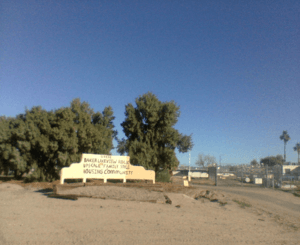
top-left (1, 182), bottom-right (300, 244)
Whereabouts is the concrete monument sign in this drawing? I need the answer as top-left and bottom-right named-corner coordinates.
top-left (60, 154), bottom-right (155, 184)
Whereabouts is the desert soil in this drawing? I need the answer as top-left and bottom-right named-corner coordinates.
top-left (0, 178), bottom-right (299, 245)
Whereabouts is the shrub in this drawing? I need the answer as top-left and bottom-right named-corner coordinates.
top-left (155, 169), bottom-right (171, 183)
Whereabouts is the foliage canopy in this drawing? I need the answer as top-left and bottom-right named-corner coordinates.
top-left (260, 155), bottom-right (284, 166)
top-left (293, 142), bottom-right (300, 164)
top-left (117, 92), bottom-right (193, 173)
top-left (280, 130), bottom-right (290, 162)
top-left (250, 159), bottom-right (259, 166)
top-left (0, 99), bottom-right (116, 181)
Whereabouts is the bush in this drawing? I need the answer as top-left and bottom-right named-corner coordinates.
top-left (24, 175), bottom-right (39, 183)
top-left (155, 169), bottom-right (171, 183)
top-left (24, 167), bottom-right (54, 183)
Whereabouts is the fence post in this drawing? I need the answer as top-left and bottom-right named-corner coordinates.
top-left (215, 165), bottom-right (217, 186)
top-left (241, 167), bottom-right (243, 187)
top-left (266, 165), bottom-right (268, 188)
top-left (280, 165), bottom-right (283, 188)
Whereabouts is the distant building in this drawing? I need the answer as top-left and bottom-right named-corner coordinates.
top-left (282, 165), bottom-right (300, 180)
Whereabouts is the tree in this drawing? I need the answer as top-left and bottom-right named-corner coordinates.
top-left (69, 98), bottom-right (116, 157)
top-left (0, 115), bottom-right (38, 179)
top-left (250, 159), bottom-right (259, 167)
top-left (195, 154), bottom-right (216, 168)
top-left (0, 116), bottom-right (11, 175)
top-left (117, 92), bottom-right (193, 173)
top-left (0, 98), bottom-right (116, 181)
top-left (260, 155), bottom-right (284, 166)
top-left (0, 116), bottom-right (29, 177)
top-left (33, 98), bottom-right (117, 181)
top-left (293, 142), bottom-right (300, 164)
top-left (280, 130), bottom-right (290, 162)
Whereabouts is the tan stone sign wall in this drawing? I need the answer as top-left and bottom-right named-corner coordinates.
top-left (60, 154), bottom-right (155, 184)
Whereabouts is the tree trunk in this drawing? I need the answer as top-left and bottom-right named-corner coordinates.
top-left (14, 170), bottom-right (24, 180)
top-left (284, 142), bottom-right (286, 162)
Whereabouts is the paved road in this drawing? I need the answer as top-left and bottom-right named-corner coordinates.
top-left (191, 184), bottom-right (300, 229)
top-left (214, 186), bottom-right (300, 213)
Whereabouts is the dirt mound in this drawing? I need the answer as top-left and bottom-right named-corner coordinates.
top-left (0, 178), bottom-right (191, 192)
top-left (0, 178), bottom-right (226, 204)
top-left (56, 185), bottom-right (167, 203)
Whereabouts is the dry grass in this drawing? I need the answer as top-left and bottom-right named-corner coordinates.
top-left (233, 199), bottom-right (252, 208)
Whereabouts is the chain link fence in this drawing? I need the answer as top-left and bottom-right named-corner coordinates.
top-left (175, 165), bottom-right (299, 189)
top-left (210, 165), bottom-right (284, 188)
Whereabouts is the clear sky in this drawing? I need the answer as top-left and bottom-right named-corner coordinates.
top-left (1, 0), bottom-right (299, 166)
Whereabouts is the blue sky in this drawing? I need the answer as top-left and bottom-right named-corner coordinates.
top-left (1, 0), bottom-right (299, 166)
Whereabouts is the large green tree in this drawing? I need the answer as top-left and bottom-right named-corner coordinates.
top-left (33, 99), bottom-right (116, 180)
top-left (250, 159), bottom-right (259, 167)
top-left (293, 142), bottom-right (300, 164)
top-left (280, 130), bottom-right (290, 162)
top-left (117, 92), bottom-right (193, 173)
top-left (260, 155), bottom-right (284, 166)
top-left (0, 116), bottom-right (31, 178)
top-left (0, 116), bottom-right (12, 175)
top-left (0, 98), bottom-right (116, 181)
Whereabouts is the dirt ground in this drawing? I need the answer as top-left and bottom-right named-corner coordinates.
top-left (0, 177), bottom-right (299, 244)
